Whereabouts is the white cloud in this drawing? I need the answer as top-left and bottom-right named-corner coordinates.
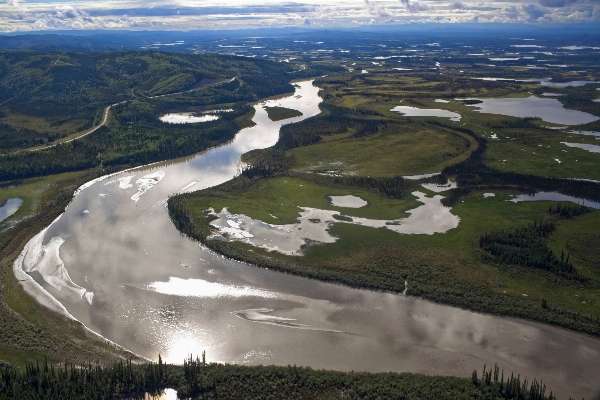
top-left (539, 0), bottom-right (576, 7)
top-left (522, 4), bottom-right (549, 20)
top-left (399, 0), bottom-right (430, 12)
top-left (0, 0), bottom-right (599, 32)
top-left (364, 0), bottom-right (391, 17)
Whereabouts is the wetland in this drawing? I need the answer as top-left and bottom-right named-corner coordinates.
top-left (1, 30), bottom-right (600, 399)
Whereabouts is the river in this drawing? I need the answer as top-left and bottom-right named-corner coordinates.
top-left (14, 80), bottom-right (600, 399)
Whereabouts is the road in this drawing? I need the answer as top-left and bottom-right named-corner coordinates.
top-left (27, 77), bottom-right (236, 152)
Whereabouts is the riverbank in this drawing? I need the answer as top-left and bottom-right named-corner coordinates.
top-left (5, 78), bottom-right (600, 399)
top-left (0, 168), bottom-right (145, 365)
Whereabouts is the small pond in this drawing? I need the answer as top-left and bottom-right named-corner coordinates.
top-left (541, 80), bottom-right (599, 87)
top-left (329, 195), bottom-right (367, 208)
top-left (569, 130), bottom-right (600, 138)
top-left (0, 198), bottom-right (23, 223)
top-left (462, 96), bottom-right (599, 125)
top-left (510, 192), bottom-right (600, 209)
top-left (159, 113), bottom-right (219, 124)
top-left (561, 142), bottom-right (600, 153)
top-left (391, 106), bottom-right (461, 122)
top-left (421, 180), bottom-right (457, 193)
top-left (402, 172), bottom-right (440, 180)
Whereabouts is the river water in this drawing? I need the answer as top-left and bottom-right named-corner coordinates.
top-left (15, 80), bottom-right (600, 399)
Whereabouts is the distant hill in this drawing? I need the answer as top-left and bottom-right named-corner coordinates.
top-left (0, 51), bottom-right (294, 119)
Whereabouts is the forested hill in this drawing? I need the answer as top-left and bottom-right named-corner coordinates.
top-left (0, 51), bottom-right (295, 120)
top-left (0, 51), bottom-right (336, 178)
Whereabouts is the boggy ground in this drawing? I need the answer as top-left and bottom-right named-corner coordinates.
top-left (171, 70), bottom-right (600, 338)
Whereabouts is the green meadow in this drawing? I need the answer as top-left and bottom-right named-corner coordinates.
top-left (173, 70), bottom-right (600, 337)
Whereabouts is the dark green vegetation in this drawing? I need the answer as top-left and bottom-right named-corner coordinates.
top-left (0, 355), bottom-right (562, 400)
top-left (480, 218), bottom-right (584, 279)
top-left (264, 106), bottom-right (302, 121)
top-left (0, 30), bottom-right (599, 394)
top-left (171, 68), bottom-right (600, 338)
top-left (0, 51), bottom-right (333, 180)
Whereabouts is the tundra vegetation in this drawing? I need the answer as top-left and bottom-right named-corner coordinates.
top-left (0, 30), bottom-right (599, 398)
top-left (169, 62), bottom-right (600, 338)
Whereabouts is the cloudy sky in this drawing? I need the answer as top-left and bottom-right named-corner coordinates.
top-left (0, 0), bottom-right (598, 32)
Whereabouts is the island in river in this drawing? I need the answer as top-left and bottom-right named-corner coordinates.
top-left (1, 30), bottom-right (599, 399)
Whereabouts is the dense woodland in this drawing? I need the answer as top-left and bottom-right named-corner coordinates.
top-left (0, 51), bottom-right (341, 179)
top-left (0, 52), bottom-right (294, 120)
top-left (480, 219), bottom-right (579, 279)
top-left (0, 355), bottom-right (564, 400)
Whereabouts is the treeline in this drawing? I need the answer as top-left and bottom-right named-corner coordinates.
top-left (548, 202), bottom-right (591, 219)
top-left (479, 220), bottom-right (579, 279)
top-left (439, 128), bottom-right (600, 206)
top-left (0, 51), bottom-right (295, 119)
top-left (0, 123), bottom-right (77, 151)
top-left (240, 165), bottom-right (416, 200)
top-left (0, 355), bottom-right (566, 400)
top-left (0, 51), bottom-right (296, 154)
top-left (0, 357), bottom-right (167, 399)
top-left (0, 59), bottom-right (300, 180)
top-left (274, 104), bottom-right (389, 151)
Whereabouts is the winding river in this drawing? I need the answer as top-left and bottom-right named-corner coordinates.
top-left (14, 81), bottom-right (600, 399)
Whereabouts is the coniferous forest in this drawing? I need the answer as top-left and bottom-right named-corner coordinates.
top-left (0, 355), bottom-right (563, 400)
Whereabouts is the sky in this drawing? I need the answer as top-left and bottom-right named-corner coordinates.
top-left (0, 0), bottom-right (599, 32)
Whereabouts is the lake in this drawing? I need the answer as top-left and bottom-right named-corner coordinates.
top-left (463, 96), bottom-right (599, 125)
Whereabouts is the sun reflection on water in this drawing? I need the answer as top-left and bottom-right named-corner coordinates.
top-left (163, 333), bottom-right (211, 365)
top-left (147, 277), bottom-right (280, 299)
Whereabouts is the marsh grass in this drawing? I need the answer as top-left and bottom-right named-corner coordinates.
top-left (172, 70), bottom-right (600, 336)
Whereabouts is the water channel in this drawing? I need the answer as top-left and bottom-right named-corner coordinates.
top-left (14, 80), bottom-right (600, 399)
top-left (0, 198), bottom-right (23, 223)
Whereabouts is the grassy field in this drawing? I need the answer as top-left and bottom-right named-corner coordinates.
top-left (548, 210), bottom-right (600, 283)
top-left (484, 134), bottom-right (600, 180)
top-left (264, 106), bottom-right (303, 121)
top-left (0, 171), bottom-right (86, 228)
top-left (288, 124), bottom-right (474, 176)
top-left (173, 69), bottom-right (600, 337)
top-left (186, 176), bottom-right (420, 224)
